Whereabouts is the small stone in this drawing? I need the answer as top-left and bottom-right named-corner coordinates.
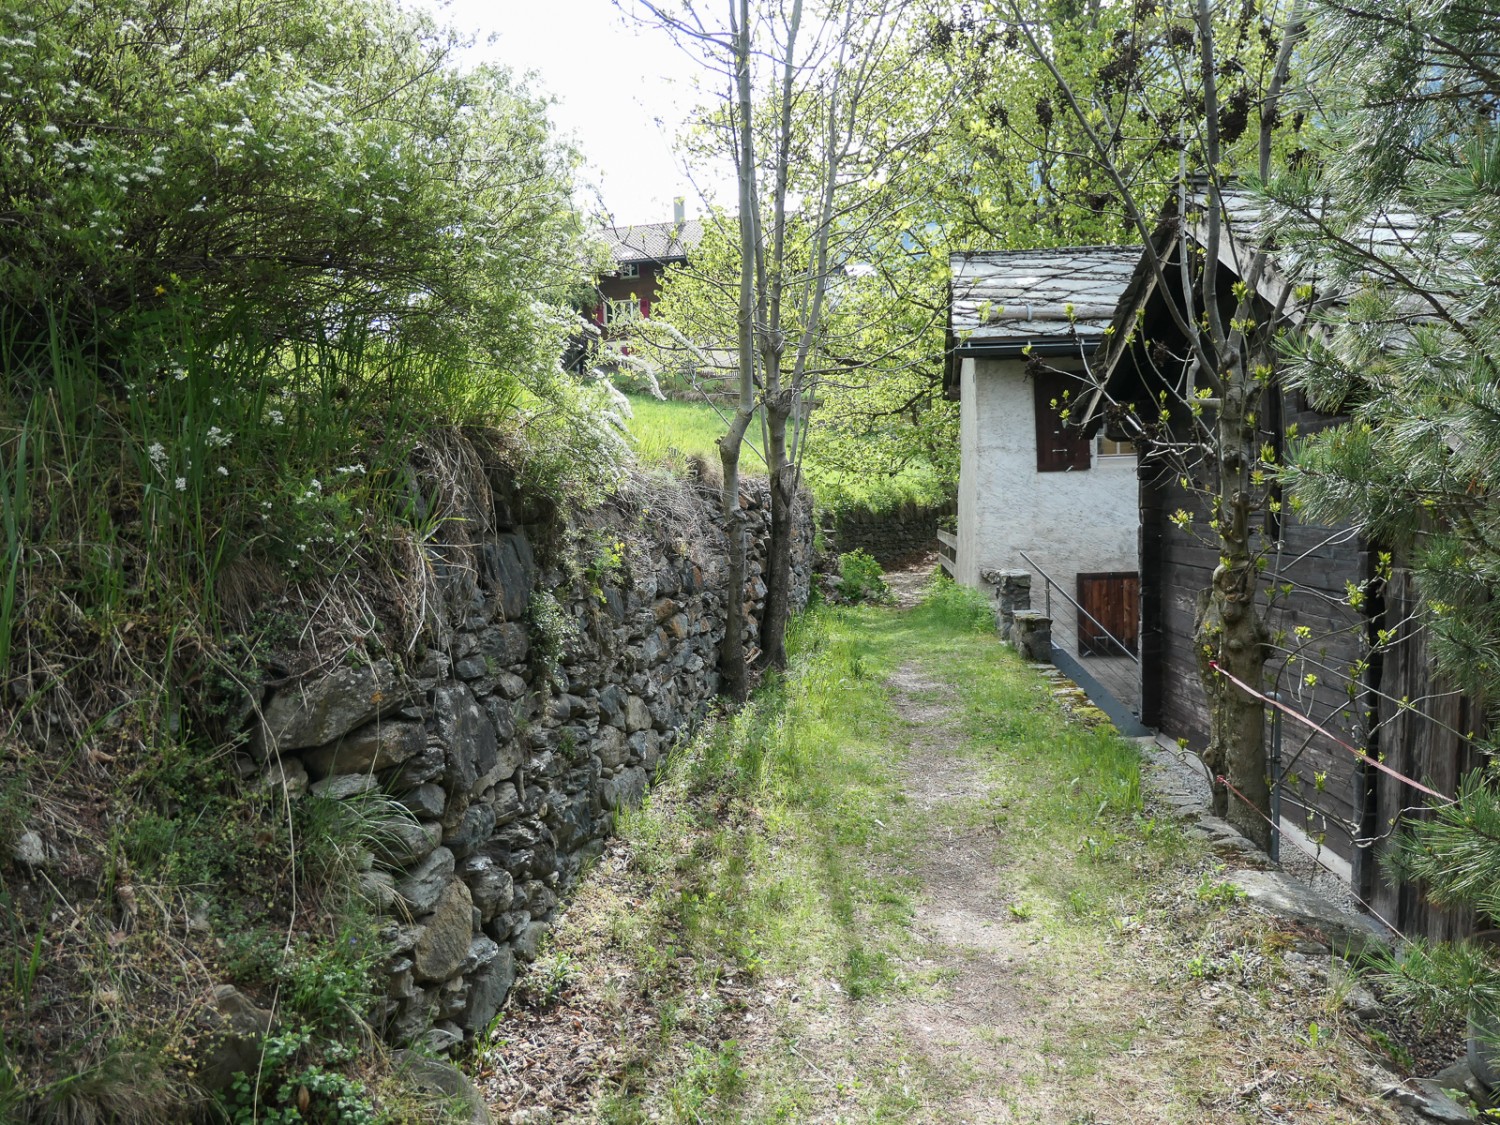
top-left (309, 773), bottom-right (379, 800)
top-left (623, 695), bottom-right (652, 733)
top-left (197, 985), bottom-right (274, 1091)
top-left (462, 947), bottom-right (516, 1032)
top-left (393, 1049), bottom-right (493, 1124)
top-left (11, 831), bottom-right (46, 867)
top-left (417, 1022), bottom-right (464, 1055)
top-left (255, 758), bottom-right (309, 798)
top-left (511, 920), bottom-right (549, 962)
top-left (359, 871), bottom-right (398, 913)
top-left (460, 935), bottom-right (501, 976)
top-left (495, 673), bottom-right (527, 701)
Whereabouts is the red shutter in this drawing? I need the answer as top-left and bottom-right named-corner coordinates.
top-left (1033, 370), bottom-right (1092, 472)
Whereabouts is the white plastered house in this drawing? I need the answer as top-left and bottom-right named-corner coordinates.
top-left (942, 247), bottom-right (1143, 712)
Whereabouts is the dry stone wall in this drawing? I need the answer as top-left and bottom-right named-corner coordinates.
top-left (250, 467), bottom-right (810, 1054)
top-left (827, 499), bottom-right (954, 564)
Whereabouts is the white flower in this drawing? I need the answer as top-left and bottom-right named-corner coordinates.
top-left (147, 441), bottom-right (167, 468)
top-left (174, 477), bottom-right (187, 491)
top-left (216, 465), bottom-right (228, 477)
top-left (267, 409), bottom-right (284, 426)
top-left (206, 426), bottom-right (232, 448)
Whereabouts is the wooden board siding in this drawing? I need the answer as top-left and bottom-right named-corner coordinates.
top-left (1370, 568), bottom-right (1482, 940)
top-left (1138, 434), bottom-right (1373, 874)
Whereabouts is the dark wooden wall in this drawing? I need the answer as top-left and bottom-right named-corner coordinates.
top-left (1370, 568), bottom-right (1483, 940)
top-left (1137, 389), bottom-right (1373, 875)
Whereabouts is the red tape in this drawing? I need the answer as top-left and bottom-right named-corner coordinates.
top-left (1209, 660), bottom-right (1454, 804)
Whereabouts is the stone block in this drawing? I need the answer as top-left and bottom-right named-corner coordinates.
top-left (1229, 870), bottom-right (1389, 959)
top-left (303, 719), bottom-right (426, 779)
top-left (602, 766), bottom-right (648, 812)
top-left (623, 695), bottom-right (652, 733)
top-left (479, 533), bottom-right (537, 622)
top-left (1009, 610), bottom-right (1052, 663)
top-left (399, 783), bottom-right (447, 820)
top-left (460, 948), bottom-right (516, 1035)
top-left (458, 854), bottom-right (514, 919)
top-left (413, 879), bottom-right (475, 982)
top-left (396, 848), bottom-right (456, 915)
top-left (261, 659), bottom-right (402, 753)
top-left (309, 773), bottom-right (378, 800)
top-left (443, 803), bottom-right (496, 860)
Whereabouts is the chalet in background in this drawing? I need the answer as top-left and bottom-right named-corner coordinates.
top-left (594, 201), bottom-right (703, 337)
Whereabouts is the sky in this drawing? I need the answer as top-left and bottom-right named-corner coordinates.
top-left (409, 0), bottom-right (725, 226)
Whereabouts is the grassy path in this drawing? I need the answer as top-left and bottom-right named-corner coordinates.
top-left (472, 584), bottom-right (1421, 1124)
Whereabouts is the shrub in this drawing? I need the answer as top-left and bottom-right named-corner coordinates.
top-left (837, 550), bottom-right (888, 603)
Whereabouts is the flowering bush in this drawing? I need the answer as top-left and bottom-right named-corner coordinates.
top-left (0, 0), bottom-right (602, 399)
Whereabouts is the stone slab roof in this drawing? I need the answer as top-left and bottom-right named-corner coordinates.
top-left (948, 246), bottom-right (1142, 355)
top-left (603, 219), bottom-right (704, 264)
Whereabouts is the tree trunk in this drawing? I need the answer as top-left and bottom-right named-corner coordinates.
top-left (1194, 383), bottom-right (1271, 850)
top-left (718, 408), bottom-right (754, 702)
top-left (760, 392), bottom-right (794, 669)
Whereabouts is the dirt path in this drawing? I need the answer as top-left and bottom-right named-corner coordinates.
top-left (779, 660), bottom-right (1152, 1123)
top-left (769, 655), bottom-right (1420, 1123)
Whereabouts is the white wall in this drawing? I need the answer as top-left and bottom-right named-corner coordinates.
top-left (956, 356), bottom-right (1137, 596)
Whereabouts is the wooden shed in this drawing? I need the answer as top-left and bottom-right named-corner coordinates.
top-left (1088, 190), bottom-right (1478, 938)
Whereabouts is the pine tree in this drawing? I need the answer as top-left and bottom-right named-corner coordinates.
top-left (1272, 0), bottom-right (1500, 1013)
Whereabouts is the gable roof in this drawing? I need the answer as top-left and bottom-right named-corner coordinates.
top-left (944, 245), bottom-right (1142, 397)
top-left (603, 219), bottom-right (705, 265)
top-left (1082, 183), bottom-right (1477, 424)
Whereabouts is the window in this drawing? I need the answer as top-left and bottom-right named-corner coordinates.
top-left (1032, 370), bottom-right (1092, 472)
top-left (1097, 436), bottom-right (1136, 457)
top-left (604, 297), bottom-right (642, 326)
top-left (618, 263), bottom-right (640, 278)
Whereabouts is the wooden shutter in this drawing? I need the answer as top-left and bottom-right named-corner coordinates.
top-left (1077, 572), bottom-right (1139, 657)
top-left (1033, 371), bottom-right (1092, 472)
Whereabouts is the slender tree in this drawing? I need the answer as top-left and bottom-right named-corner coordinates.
top-left (634, 0), bottom-right (939, 685)
top-left (992, 0), bottom-right (1308, 845)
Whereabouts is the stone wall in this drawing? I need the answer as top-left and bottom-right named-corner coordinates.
top-left (250, 463), bottom-right (811, 1054)
top-left (826, 499), bottom-right (954, 564)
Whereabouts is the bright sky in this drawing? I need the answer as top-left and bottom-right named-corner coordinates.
top-left (409, 0), bottom-right (725, 225)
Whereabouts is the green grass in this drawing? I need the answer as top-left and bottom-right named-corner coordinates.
top-left (622, 393), bottom-right (951, 516)
top-left (625, 394), bottom-right (762, 467)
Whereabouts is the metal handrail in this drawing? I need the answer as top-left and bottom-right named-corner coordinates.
top-left (1017, 549), bottom-right (1141, 667)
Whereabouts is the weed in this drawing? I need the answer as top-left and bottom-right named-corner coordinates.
top-left (517, 949), bottom-right (576, 1009)
top-left (1194, 871), bottom-right (1245, 906)
top-left (221, 1029), bottom-right (381, 1125)
top-left (837, 549), bottom-right (889, 603)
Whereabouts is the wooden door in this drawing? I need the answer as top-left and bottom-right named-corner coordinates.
top-left (1077, 572), bottom-right (1139, 657)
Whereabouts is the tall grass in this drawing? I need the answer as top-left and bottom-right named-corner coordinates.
top-left (0, 303), bottom-right (551, 1120)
